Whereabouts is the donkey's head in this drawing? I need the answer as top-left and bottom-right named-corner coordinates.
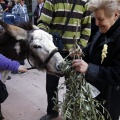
top-left (0, 20), bottom-right (64, 75)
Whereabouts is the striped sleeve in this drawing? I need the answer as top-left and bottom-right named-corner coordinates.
top-left (79, 2), bottom-right (91, 47)
top-left (37, 0), bottom-right (54, 32)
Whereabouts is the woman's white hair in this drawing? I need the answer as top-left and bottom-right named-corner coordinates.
top-left (88, 0), bottom-right (120, 17)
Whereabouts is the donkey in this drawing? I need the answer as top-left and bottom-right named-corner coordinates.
top-left (0, 20), bottom-right (64, 76)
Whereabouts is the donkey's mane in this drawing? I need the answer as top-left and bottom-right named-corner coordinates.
top-left (15, 21), bottom-right (34, 30)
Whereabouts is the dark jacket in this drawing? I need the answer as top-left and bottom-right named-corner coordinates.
top-left (34, 4), bottom-right (44, 25)
top-left (84, 18), bottom-right (120, 120)
top-left (0, 3), bottom-right (7, 11)
top-left (34, 4), bottom-right (39, 25)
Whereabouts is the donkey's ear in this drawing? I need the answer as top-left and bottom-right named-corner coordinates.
top-left (0, 20), bottom-right (27, 40)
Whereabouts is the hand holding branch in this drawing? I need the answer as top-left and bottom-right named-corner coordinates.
top-left (72, 59), bottom-right (88, 74)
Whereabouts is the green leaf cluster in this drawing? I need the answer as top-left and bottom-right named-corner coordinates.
top-left (53, 59), bottom-right (112, 120)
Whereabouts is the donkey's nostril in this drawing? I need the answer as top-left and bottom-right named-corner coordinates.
top-left (56, 61), bottom-right (63, 70)
top-left (33, 45), bottom-right (42, 49)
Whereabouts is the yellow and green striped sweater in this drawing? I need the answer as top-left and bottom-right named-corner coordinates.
top-left (37, 0), bottom-right (91, 50)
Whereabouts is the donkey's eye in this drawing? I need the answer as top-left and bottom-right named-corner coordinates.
top-left (33, 45), bottom-right (42, 49)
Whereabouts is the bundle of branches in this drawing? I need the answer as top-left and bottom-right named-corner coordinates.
top-left (53, 56), bottom-right (112, 120)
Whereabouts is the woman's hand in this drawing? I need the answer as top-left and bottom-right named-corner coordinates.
top-left (18, 65), bottom-right (27, 73)
top-left (72, 59), bottom-right (88, 74)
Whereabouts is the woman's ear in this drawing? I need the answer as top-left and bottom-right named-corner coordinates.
top-left (114, 10), bottom-right (119, 19)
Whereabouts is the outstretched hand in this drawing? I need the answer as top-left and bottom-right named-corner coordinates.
top-left (18, 65), bottom-right (27, 73)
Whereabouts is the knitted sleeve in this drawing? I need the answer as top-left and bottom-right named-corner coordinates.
top-left (0, 54), bottom-right (20, 72)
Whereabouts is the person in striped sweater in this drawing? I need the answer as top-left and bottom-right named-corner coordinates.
top-left (37, 0), bottom-right (91, 120)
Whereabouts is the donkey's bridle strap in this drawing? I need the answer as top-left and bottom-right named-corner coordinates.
top-left (27, 49), bottom-right (58, 70)
top-left (43, 49), bottom-right (57, 66)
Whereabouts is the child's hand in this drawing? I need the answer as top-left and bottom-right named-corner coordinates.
top-left (18, 65), bottom-right (27, 73)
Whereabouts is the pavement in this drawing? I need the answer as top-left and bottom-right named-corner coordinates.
top-left (1, 60), bottom-right (65, 120)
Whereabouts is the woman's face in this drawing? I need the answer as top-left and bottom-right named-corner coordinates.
top-left (94, 9), bottom-right (119, 33)
top-left (19, 0), bottom-right (24, 5)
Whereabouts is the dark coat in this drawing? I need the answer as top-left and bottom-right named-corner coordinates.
top-left (34, 4), bottom-right (39, 25)
top-left (34, 4), bottom-right (43, 25)
top-left (83, 18), bottom-right (120, 120)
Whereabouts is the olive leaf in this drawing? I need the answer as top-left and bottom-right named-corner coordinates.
top-left (53, 56), bottom-right (111, 120)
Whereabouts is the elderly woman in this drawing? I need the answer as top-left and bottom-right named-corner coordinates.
top-left (72, 0), bottom-right (120, 120)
